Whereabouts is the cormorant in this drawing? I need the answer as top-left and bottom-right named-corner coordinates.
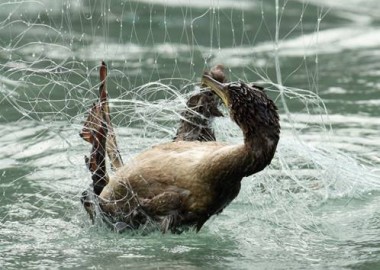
top-left (80, 62), bottom-right (280, 233)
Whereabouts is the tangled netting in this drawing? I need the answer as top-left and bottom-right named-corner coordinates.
top-left (1, 0), bottom-right (379, 232)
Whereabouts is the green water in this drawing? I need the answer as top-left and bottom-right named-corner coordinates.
top-left (1, 1), bottom-right (380, 269)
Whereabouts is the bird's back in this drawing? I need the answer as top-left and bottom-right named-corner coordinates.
top-left (101, 141), bottom-right (228, 206)
top-left (99, 140), bottom-right (247, 231)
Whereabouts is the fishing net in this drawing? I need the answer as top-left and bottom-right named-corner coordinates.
top-left (1, 0), bottom-right (379, 240)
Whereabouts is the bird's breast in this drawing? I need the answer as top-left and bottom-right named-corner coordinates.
top-left (103, 142), bottom-right (224, 196)
top-left (100, 141), bottom-right (245, 216)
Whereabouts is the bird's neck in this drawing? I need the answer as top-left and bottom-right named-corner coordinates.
top-left (238, 126), bottom-right (278, 177)
top-left (207, 127), bottom-right (278, 182)
top-left (174, 114), bottom-right (215, 142)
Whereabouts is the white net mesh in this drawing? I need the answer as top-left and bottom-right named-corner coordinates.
top-left (1, 0), bottom-right (379, 237)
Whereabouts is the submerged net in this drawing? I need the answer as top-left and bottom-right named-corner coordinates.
top-left (1, 0), bottom-right (379, 235)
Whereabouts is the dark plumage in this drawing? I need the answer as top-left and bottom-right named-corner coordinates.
top-left (174, 65), bottom-right (226, 142)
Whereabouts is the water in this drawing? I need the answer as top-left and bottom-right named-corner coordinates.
top-left (1, 0), bottom-right (380, 269)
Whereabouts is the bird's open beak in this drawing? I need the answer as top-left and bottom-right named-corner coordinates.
top-left (201, 74), bottom-right (230, 107)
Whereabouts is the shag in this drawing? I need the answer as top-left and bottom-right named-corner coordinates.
top-left (80, 62), bottom-right (280, 233)
top-left (173, 64), bottom-right (225, 142)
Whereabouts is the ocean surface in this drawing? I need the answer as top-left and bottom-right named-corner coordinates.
top-left (1, 0), bottom-right (380, 269)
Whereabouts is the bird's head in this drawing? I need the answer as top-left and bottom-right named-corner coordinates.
top-left (186, 90), bottom-right (223, 118)
top-left (201, 74), bottom-right (280, 150)
top-left (189, 64), bottom-right (226, 118)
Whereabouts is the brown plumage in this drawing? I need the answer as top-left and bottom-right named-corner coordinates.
top-left (89, 77), bottom-right (280, 233)
top-left (173, 65), bottom-right (226, 142)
